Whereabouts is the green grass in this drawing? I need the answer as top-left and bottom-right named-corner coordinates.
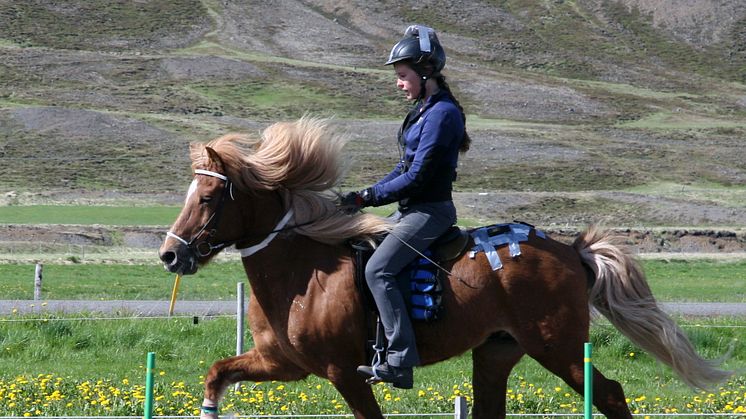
top-left (0, 204), bottom-right (401, 227)
top-left (186, 81), bottom-right (352, 120)
top-left (618, 111), bottom-right (746, 130)
top-left (0, 205), bottom-right (180, 226)
top-left (458, 160), bottom-right (650, 192)
top-left (0, 263), bottom-right (245, 300)
top-left (642, 259), bottom-right (746, 302)
top-left (625, 182), bottom-right (746, 209)
top-left (0, 314), bottom-right (742, 416)
top-left (184, 71), bottom-right (404, 121)
top-left (2, 259), bottom-right (745, 302)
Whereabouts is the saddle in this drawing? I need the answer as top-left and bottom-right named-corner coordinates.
top-left (350, 226), bottom-right (470, 322)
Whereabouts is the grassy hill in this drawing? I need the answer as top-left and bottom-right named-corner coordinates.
top-left (0, 0), bottom-right (745, 228)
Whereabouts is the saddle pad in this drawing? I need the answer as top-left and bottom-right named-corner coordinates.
top-left (469, 222), bottom-right (546, 270)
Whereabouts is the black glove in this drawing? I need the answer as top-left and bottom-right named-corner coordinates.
top-left (339, 188), bottom-right (374, 213)
top-left (340, 191), bottom-right (363, 208)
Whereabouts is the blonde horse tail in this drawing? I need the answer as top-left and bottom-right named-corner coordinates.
top-left (572, 225), bottom-right (733, 390)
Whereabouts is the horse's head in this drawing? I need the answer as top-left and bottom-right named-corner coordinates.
top-left (160, 119), bottom-right (394, 275)
top-left (159, 146), bottom-right (244, 275)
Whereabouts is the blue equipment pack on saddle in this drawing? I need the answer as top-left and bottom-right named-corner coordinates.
top-left (406, 249), bottom-right (444, 321)
top-left (350, 226), bottom-right (469, 323)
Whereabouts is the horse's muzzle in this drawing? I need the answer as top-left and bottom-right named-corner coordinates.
top-left (159, 244), bottom-right (198, 275)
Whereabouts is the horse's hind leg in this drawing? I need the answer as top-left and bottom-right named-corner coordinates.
top-left (471, 334), bottom-right (525, 419)
top-left (522, 338), bottom-right (632, 419)
top-left (201, 349), bottom-right (308, 418)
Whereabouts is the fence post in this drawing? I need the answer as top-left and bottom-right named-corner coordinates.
top-left (168, 274), bottom-right (182, 316)
top-left (144, 352), bottom-right (155, 419)
top-left (454, 395), bottom-right (468, 419)
top-left (34, 263), bottom-right (43, 301)
top-left (584, 342), bottom-right (593, 419)
top-left (235, 282), bottom-right (245, 391)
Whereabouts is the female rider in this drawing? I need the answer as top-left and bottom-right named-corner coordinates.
top-left (342, 25), bottom-right (471, 389)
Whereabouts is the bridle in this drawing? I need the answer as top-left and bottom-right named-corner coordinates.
top-left (166, 169), bottom-right (295, 258)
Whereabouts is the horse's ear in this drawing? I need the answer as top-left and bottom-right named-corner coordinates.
top-left (205, 147), bottom-right (225, 171)
top-left (188, 142), bottom-right (203, 163)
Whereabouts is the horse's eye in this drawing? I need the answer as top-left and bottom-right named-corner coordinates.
top-left (199, 196), bottom-right (213, 204)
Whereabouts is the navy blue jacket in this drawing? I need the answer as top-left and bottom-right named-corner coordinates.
top-left (371, 91), bottom-right (464, 207)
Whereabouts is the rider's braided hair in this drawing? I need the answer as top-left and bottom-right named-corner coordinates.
top-left (435, 74), bottom-right (470, 153)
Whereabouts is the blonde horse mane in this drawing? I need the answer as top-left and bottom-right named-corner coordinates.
top-left (190, 117), bottom-right (391, 244)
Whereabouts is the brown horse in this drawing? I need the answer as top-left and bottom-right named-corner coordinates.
top-left (159, 117), bottom-right (731, 419)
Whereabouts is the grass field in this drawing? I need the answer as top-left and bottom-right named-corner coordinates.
top-left (2, 259), bottom-right (745, 302)
top-left (0, 205), bottom-right (181, 226)
top-left (1, 248), bottom-right (745, 416)
top-left (0, 314), bottom-right (743, 416)
top-left (0, 204), bottom-right (404, 227)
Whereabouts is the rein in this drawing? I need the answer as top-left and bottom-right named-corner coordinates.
top-left (167, 169), bottom-right (297, 258)
top-left (386, 227), bottom-right (481, 290)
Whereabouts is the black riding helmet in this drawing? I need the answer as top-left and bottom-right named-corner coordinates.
top-left (385, 25), bottom-right (445, 79)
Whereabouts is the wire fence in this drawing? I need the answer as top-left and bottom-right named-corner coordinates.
top-left (1, 313), bottom-right (744, 329)
top-left (0, 413), bottom-right (745, 418)
top-left (0, 313), bottom-right (237, 322)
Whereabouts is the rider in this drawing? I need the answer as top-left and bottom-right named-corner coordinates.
top-left (342, 25), bottom-right (471, 389)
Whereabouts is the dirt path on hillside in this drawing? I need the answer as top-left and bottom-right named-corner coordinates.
top-left (2, 221), bottom-right (744, 256)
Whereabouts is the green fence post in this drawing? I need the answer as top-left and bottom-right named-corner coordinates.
top-left (144, 352), bottom-right (155, 419)
top-left (584, 342), bottom-right (593, 419)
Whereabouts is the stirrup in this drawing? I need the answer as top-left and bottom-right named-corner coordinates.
top-left (368, 316), bottom-right (386, 383)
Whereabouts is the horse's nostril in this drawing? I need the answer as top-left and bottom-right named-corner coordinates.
top-left (160, 250), bottom-right (176, 266)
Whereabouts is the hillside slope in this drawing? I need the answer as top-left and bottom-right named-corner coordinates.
top-left (0, 0), bottom-right (744, 229)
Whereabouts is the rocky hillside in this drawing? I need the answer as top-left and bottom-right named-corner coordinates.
top-left (0, 0), bottom-right (744, 231)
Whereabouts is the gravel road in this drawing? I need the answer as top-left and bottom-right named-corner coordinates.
top-left (1, 300), bottom-right (744, 317)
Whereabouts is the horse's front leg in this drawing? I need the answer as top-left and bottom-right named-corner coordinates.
top-left (326, 365), bottom-right (384, 419)
top-left (200, 348), bottom-right (308, 419)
